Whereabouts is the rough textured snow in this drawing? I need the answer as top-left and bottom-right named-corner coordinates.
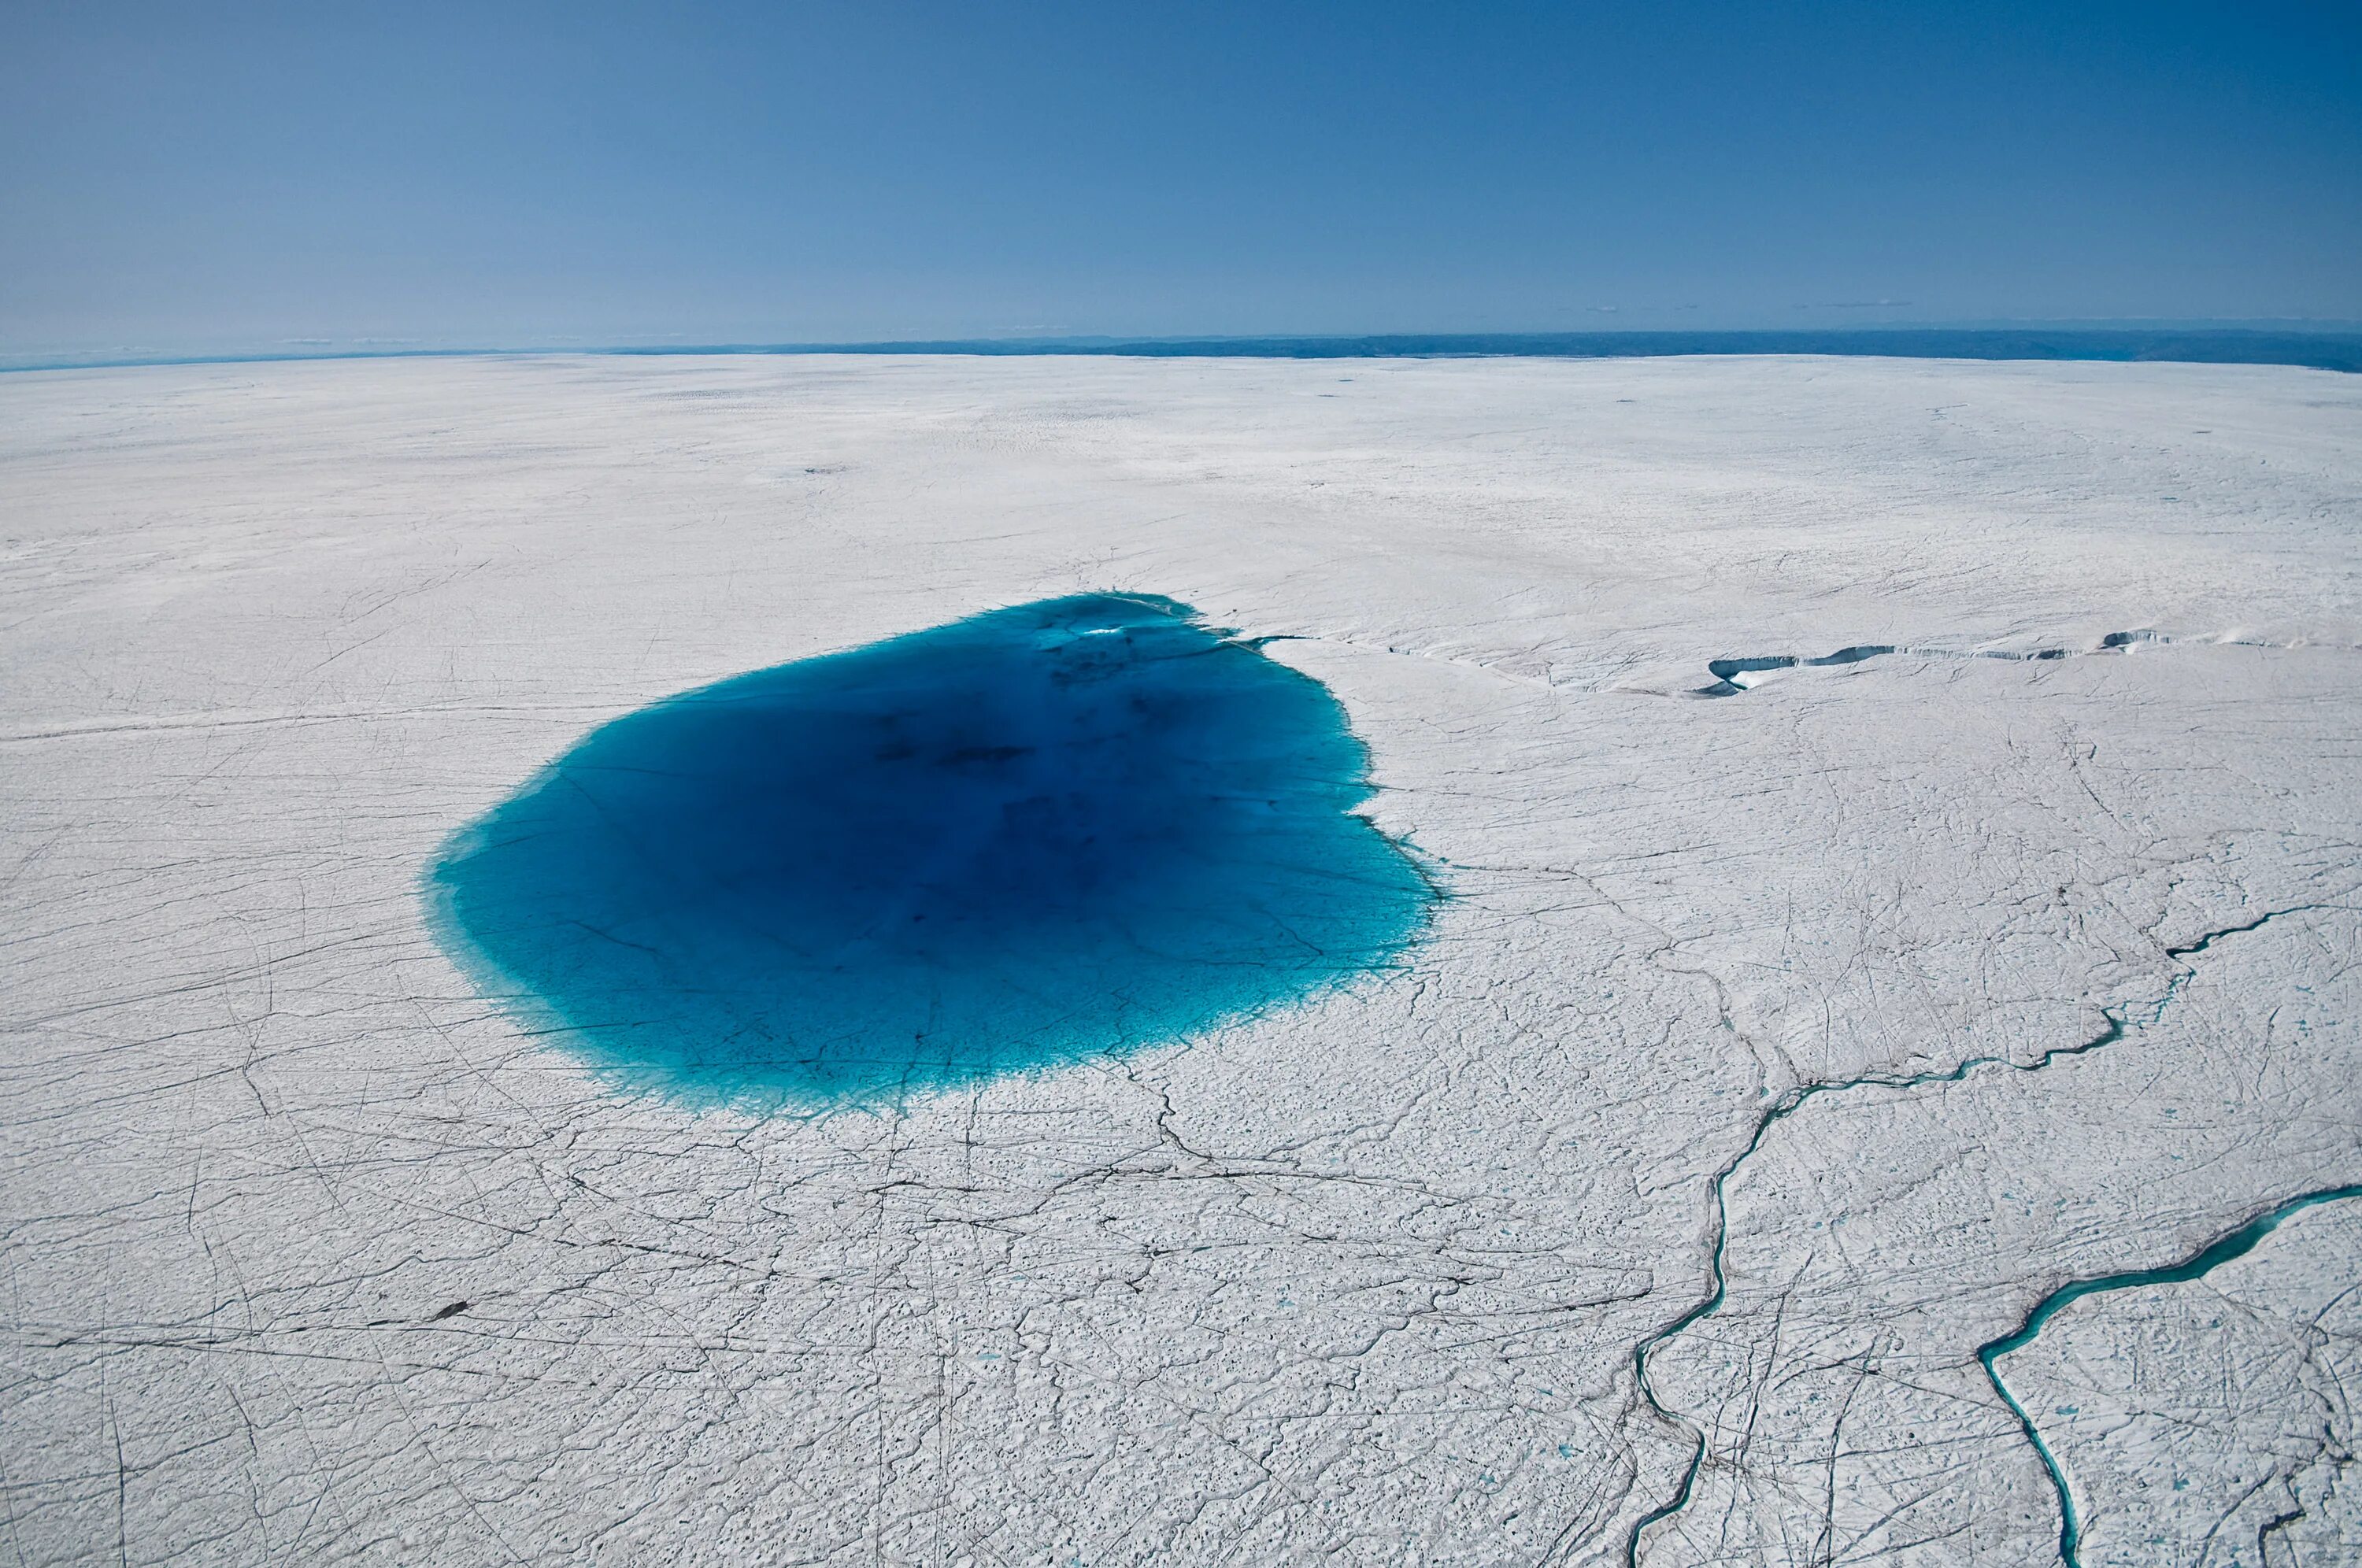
top-left (2, 353), bottom-right (2357, 1566)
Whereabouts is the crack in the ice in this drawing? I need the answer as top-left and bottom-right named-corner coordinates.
top-left (1691, 628), bottom-right (2329, 697)
top-left (1621, 904), bottom-right (2330, 1567)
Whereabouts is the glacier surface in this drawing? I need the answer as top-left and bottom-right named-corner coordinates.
top-left (2, 352), bottom-right (2357, 1565)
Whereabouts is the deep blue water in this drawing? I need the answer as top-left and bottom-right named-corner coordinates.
top-left (13, 327), bottom-right (2362, 373)
top-left (426, 594), bottom-right (1433, 1107)
top-left (622, 329), bottom-right (2362, 372)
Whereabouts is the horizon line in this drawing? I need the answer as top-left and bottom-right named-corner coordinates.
top-left (8, 323), bottom-right (2362, 376)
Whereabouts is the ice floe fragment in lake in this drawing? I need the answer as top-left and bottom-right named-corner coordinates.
top-left (426, 594), bottom-right (1431, 1105)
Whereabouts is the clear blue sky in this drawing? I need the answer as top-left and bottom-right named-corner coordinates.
top-left (5, 1), bottom-right (2358, 355)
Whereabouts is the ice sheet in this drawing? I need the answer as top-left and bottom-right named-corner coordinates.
top-left (2, 352), bottom-right (2357, 1564)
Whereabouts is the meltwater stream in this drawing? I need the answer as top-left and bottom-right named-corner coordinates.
top-left (426, 594), bottom-right (1433, 1106)
top-left (1979, 1183), bottom-right (2362, 1567)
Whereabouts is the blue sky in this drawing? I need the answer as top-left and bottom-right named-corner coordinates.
top-left (5, 1), bottom-right (2358, 354)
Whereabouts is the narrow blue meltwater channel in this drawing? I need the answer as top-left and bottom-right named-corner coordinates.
top-left (425, 594), bottom-right (1435, 1107)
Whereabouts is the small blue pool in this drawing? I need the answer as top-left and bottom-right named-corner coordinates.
top-left (425, 594), bottom-right (1434, 1107)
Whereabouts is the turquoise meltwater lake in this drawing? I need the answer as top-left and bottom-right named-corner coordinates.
top-left (425, 594), bottom-right (1434, 1107)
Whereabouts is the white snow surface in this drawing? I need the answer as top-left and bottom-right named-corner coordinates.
top-left (2, 353), bottom-right (2359, 1566)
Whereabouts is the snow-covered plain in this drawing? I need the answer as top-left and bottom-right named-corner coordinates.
top-left (3, 353), bottom-right (2358, 1566)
